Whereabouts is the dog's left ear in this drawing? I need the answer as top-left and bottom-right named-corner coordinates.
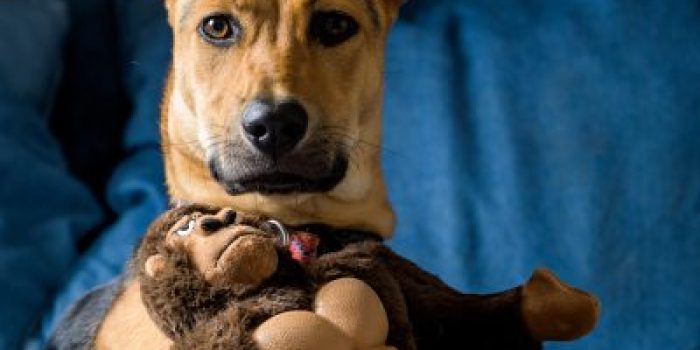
top-left (163, 0), bottom-right (174, 14)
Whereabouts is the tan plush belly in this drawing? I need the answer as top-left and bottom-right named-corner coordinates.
top-left (254, 278), bottom-right (391, 350)
top-left (314, 278), bottom-right (390, 348)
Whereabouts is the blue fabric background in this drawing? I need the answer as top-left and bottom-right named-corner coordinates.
top-left (0, 1), bottom-right (104, 348)
top-left (0, 0), bottom-right (698, 349)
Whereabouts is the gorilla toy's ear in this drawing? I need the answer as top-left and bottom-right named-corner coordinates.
top-left (145, 255), bottom-right (167, 278)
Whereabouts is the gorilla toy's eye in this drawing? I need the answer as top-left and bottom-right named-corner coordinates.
top-left (310, 11), bottom-right (359, 47)
top-left (199, 14), bottom-right (241, 46)
top-left (176, 219), bottom-right (196, 237)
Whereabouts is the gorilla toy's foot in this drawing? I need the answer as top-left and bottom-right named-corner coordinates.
top-left (522, 268), bottom-right (601, 342)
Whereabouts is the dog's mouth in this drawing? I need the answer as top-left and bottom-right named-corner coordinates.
top-left (209, 152), bottom-right (348, 196)
top-left (224, 158), bottom-right (347, 195)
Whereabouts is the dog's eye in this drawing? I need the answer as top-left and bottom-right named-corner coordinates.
top-left (310, 11), bottom-right (359, 47)
top-left (176, 219), bottom-right (196, 237)
top-left (199, 14), bottom-right (241, 46)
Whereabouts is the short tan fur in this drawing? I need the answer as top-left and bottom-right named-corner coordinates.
top-left (162, 0), bottom-right (403, 236)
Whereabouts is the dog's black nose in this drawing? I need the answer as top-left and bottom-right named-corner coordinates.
top-left (242, 99), bottom-right (308, 157)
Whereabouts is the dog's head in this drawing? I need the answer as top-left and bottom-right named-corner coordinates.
top-left (162, 0), bottom-right (402, 236)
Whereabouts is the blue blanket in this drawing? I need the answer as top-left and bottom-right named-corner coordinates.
top-left (1, 0), bottom-right (698, 349)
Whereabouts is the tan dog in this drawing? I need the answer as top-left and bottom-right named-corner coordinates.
top-left (96, 0), bottom-right (403, 348)
top-left (162, 0), bottom-right (403, 237)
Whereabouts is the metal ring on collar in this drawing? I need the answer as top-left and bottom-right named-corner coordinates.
top-left (266, 220), bottom-right (290, 246)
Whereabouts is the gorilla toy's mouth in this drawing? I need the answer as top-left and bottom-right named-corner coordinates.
top-left (213, 230), bottom-right (255, 269)
top-left (204, 226), bottom-right (279, 287)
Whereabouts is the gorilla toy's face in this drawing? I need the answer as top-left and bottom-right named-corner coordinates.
top-left (144, 207), bottom-right (279, 287)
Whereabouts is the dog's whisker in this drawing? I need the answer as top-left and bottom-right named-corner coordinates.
top-left (317, 123), bottom-right (406, 156)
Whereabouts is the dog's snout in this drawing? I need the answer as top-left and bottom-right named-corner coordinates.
top-left (242, 99), bottom-right (308, 157)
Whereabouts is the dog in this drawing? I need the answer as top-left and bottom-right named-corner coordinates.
top-left (94, 1), bottom-right (404, 349)
top-left (48, 2), bottom-right (600, 349)
top-left (161, 0), bottom-right (402, 237)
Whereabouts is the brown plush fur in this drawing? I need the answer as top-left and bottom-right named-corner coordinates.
top-left (136, 205), bottom-right (313, 349)
top-left (311, 241), bottom-right (540, 349)
top-left (134, 206), bottom-right (553, 350)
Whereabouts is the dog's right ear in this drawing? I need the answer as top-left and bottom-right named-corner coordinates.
top-left (163, 0), bottom-right (179, 28)
top-left (381, 0), bottom-right (405, 26)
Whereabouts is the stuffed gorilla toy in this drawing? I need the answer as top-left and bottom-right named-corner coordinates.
top-left (133, 204), bottom-right (599, 350)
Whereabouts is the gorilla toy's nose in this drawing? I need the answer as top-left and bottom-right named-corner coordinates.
top-left (241, 99), bottom-right (308, 158)
top-left (200, 209), bottom-right (237, 233)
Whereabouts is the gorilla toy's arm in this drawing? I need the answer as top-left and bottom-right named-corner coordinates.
top-left (377, 245), bottom-right (541, 349)
top-left (376, 245), bottom-right (599, 349)
top-left (312, 241), bottom-right (541, 350)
